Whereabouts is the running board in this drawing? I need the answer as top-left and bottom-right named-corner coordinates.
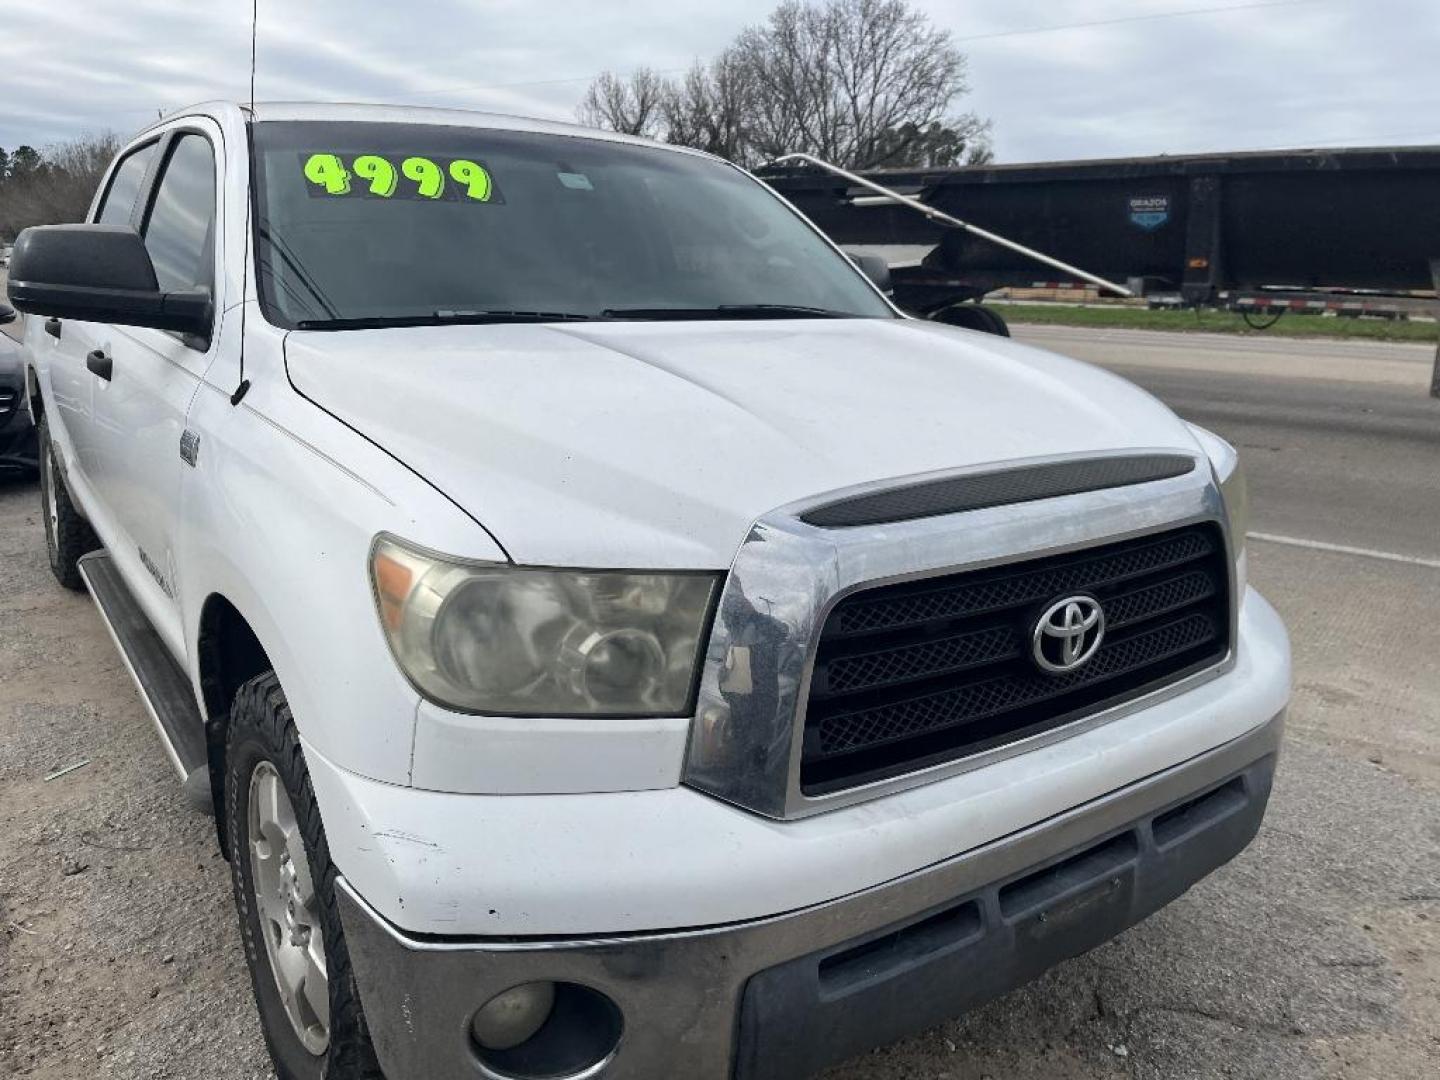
top-left (78, 551), bottom-right (210, 809)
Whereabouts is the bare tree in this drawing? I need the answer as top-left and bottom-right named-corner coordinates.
top-left (731, 4), bottom-right (833, 164)
top-left (576, 68), bottom-right (669, 138)
top-left (576, 1), bottom-right (991, 170)
top-left (661, 53), bottom-right (753, 162)
top-left (0, 132), bottom-right (121, 240)
top-left (737, 0), bottom-right (972, 168)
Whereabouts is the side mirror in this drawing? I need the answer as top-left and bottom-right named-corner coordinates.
top-left (849, 252), bottom-right (891, 294)
top-left (6, 225), bottom-right (211, 342)
top-left (0, 303), bottom-right (16, 325)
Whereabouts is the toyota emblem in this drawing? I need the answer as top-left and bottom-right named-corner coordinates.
top-left (1032, 595), bottom-right (1106, 674)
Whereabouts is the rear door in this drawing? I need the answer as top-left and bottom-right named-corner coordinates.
top-left (45, 140), bottom-right (160, 487)
top-left (87, 125), bottom-right (223, 654)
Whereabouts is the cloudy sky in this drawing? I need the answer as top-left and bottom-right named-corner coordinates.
top-left (2, 0), bottom-right (1437, 162)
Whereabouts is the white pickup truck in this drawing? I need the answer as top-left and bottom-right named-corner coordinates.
top-left (7, 102), bottom-right (1289, 1080)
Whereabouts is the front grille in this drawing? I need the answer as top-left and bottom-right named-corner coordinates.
top-left (0, 388), bottom-right (15, 418)
top-left (801, 523), bottom-right (1231, 794)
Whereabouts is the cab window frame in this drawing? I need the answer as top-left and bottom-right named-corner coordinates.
top-left (90, 137), bottom-right (163, 228)
top-left (124, 124), bottom-right (223, 350)
top-left (139, 128), bottom-right (220, 299)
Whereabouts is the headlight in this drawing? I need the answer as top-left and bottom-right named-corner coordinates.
top-left (370, 536), bottom-right (720, 716)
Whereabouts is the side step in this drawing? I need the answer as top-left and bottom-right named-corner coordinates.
top-left (78, 551), bottom-right (210, 808)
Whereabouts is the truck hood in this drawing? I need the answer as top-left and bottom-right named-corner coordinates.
top-left (285, 318), bottom-right (1201, 568)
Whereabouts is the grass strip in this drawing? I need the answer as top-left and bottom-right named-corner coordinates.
top-left (989, 303), bottom-right (1438, 342)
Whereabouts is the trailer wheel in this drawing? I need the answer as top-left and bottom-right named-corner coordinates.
top-left (1241, 308), bottom-right (1285, 330)
top-left (976, 305), bottom-right (1010, 337)
top-left (930, 303), bottom-right (1011, 338)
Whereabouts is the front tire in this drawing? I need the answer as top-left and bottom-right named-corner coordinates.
top-left (225, 673), bottom-right (383, 1080)
top-left (37, 412), bottom-right (99, 590)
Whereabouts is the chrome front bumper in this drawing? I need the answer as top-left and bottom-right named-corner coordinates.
top-left (337, 708), bottom-right (1283, 1080)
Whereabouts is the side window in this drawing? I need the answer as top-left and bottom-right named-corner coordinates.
top-left (94, 143), bottom-right (158, 226)
top-left (142, 134), bottom-right (217, 294)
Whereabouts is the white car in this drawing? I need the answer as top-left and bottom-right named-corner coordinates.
top-left (6, 102), bottom-right (1289, 1080)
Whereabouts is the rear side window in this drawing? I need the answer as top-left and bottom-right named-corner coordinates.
top-left (94, 143), bottom-right (157, 226)
top-left (143, 134), bottom-right (217, 294)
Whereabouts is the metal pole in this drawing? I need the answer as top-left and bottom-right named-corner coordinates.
top-left (769, 152), bottom-right (1135, 298)
top-left (1430, 259), bottom-right (1440, 399)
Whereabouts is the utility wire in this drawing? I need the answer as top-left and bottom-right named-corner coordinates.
top-left (395, 0), bottom-right (1327, 101)
top-left (953, 0), bottom-right (1323, 44)
top-left (95, 0), bottom-right (1334, 116)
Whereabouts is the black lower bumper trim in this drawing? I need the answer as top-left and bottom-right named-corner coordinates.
top-left (733, 754), bottom-right (1275, 1080)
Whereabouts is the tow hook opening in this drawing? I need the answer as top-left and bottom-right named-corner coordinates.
top-left (469, 981), bottom-right (623, 1079)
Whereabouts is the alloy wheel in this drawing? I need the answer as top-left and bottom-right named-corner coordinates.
top-left (247, 760), bottom-right (330, 1055)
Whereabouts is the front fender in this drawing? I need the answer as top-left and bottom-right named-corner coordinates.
top-left (178, 334), bottom-right (506, 787)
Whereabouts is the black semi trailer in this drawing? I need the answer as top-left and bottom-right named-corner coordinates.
top-left (762, 146), bottom-right (1440, 324)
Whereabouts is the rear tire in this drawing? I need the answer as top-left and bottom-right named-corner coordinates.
top-left (37, 412), bottom-right (99, 591)
top-left (225, 672), bottom-right (383, 1080)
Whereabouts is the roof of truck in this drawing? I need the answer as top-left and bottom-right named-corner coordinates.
top-left (140, 100), bottom-right (699, 156)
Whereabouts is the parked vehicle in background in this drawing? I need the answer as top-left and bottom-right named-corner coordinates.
top-left (7, 101), bottom-right (1289, 1080)
top-left (0, 307), bottom-right (38, 476)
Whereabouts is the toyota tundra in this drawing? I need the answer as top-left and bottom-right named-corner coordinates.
top-left (6, 101), bottom-right (1289, 1080)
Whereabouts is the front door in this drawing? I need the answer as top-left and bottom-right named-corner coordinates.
top-left (46, 140), bottom-right (161, 493)
top-left (87, 126), bottom-right (224, 656)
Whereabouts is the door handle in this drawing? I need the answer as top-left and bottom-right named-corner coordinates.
top-left (44, 317), bottom-right (62, 339)
top-left (86, 349), bottom-right (113, 382)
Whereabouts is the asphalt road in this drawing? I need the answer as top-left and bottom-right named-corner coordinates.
top-left (1016, 325), bottom-right (1440, 563)
top-left (1, 324), bottom-right (1437, 1080)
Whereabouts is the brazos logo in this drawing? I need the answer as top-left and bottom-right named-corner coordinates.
top-left (1127, 195), bottom-right (1170, 232)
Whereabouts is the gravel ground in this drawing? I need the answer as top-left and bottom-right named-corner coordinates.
top-left (0, 478), bottom-right (273, 1079)
top-left (2, 331), bottom-right (1438, 1078)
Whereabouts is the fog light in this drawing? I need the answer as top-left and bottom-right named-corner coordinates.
top-left (471, 982), bottom-right (556, 1051)
top-left (469, 982), bottom-right (623, 1079)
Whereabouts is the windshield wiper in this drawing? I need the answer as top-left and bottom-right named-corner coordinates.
top-left (434, 309), bottom-right (595, 323)
top-left (600, 304), bottom-right (850, 320)
top-left (294, 310), bottom-right (594, 330)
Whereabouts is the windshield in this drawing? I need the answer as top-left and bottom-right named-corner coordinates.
top-left (250, 120), bottom-right (895, 328)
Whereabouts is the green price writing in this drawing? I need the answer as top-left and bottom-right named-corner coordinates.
top-left (301, 153), bottom-right (496, 202)
top-left (353, 155), bottom-right (397, 196)
top-left (450, 159), bottom-right (493, 201)
top-left (402, 156), bottom-right (444, 198)
top-left (303, 153), bottom-right (350, 194)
